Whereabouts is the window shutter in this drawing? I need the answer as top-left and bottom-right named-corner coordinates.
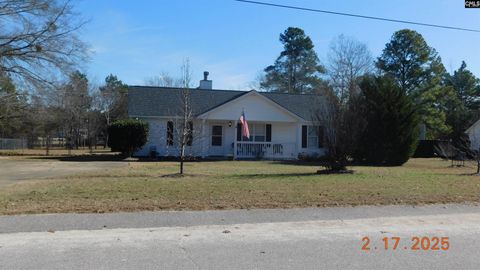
top-left (318, 126), bottom-right (324, 148)
top-left (167, 121), bottom-right (173, 146)
top-left (187, 122), bottom-right (193, 146)
top-left (237, 123), bottom-right (242, 141)
top-left (301, 125), bottom-right (307, 148)
top-left (266, 124), bottom-right (272, 142)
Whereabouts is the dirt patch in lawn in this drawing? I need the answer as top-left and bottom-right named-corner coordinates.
top-left (160, 173), bottom-right (208, 178)
top-left (0, 157), bottom-right (128, 187)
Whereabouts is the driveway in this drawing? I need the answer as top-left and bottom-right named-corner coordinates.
top-left (0, 157), bottom-right (128, 186)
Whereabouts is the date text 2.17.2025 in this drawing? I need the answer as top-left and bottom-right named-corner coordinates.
top-left (361, 236), bottom-right (449, 251)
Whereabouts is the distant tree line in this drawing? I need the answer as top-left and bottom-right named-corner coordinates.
top-left (0, 0), bottom-right (131, 154)
top-left (1, 70), bottom-right (129, 152)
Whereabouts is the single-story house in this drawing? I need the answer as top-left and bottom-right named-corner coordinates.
top-left (466, 119), bottom-right (480, 151)
top-left (128, 72), bottom-right (326, 159)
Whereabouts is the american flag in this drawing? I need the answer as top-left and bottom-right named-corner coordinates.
top-left (239, 111), bottom-right (250, 139)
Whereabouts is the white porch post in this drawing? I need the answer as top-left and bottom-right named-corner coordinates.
top-left (201, 119), bottom-right (206, 158)
top-left (233, 120), bottom-right (238, 160)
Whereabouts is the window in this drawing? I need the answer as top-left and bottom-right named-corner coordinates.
top-left (211, 125), bottom-right (222, 146)
top-left (239, 123), bottom-right (268, 142)
top-left (307, 126), bottom-right (318, 148)
top-left (302, 125), bottom-right (323, 148)
top-left (254, 124), bottom-right (266, 142)
top-left (166, 121), bottom-right (173, 146)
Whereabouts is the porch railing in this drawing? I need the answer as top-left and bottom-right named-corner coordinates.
top-left (236, 142), bottom-right (296, 159)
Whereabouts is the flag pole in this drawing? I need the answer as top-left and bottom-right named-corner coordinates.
top-left (234, 118), bottom-right (238, 160)
top-left (235, 109), bottom-right (245, 160)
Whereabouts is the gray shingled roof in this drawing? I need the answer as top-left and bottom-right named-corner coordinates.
top-left (128, 86), bottom-right (324, 121)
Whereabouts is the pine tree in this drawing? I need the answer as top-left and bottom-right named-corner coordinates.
top-left (261, 27), bottom-right (325, 94)
top-left (377, 29), bottom-right (450, 138)
top-left (376, 29), bottom-right (445, 96)
top-left (357, 75), bottom-right (420, 165)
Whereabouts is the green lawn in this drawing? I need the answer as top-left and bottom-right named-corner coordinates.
top-left (1, 158), bottom-right (479, 215)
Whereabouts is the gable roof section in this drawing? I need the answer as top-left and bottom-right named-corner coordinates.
top-left (128, 86), bottom-right (324, 121)
top-left (466, 119), bottom-right (480, 134)
top-left (197, 90), bottom-right (304, 121)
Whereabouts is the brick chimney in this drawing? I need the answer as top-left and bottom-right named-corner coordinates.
top-left (198, 71), bottom-right (212, 89)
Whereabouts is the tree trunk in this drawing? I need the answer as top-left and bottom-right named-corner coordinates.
top-left (180, 143), bottom-right (185, 174)
top-left (67, 133), bottom-right (72, 156)
top-left (180, 158), bottom-right (184, 175)
top-left (105, 116), bottom-right (110, 148)
top-left (45, 135), bottom-right (50, 156)
top-left (105, 133), bottom-right (109, 148)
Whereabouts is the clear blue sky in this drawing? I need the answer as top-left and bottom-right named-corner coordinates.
top-left (78, 0), bottom-right (480, 89)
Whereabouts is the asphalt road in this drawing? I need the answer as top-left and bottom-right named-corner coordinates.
top-left (1, 204), bottom-right (480, 270)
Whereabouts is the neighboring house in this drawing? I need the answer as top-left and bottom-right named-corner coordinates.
top-left (466, 120), bottom-right (480, 151)
top-left (128, 72), bottom-right (326, 159)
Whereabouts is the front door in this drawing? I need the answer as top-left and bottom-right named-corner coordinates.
top-left (224, 123), bottom-right (235, 157)
top-left (209, 124), bottom-right (224, 156)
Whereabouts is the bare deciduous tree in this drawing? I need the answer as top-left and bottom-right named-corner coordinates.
top-left (0, 0), bottom-right (88, 89)
top-left (173, 60), bottom-right (194, 175)
top-left (31, 96), bottom-right (62, 155)
top-left (60, 71), bottom-right (91, 150)
top-left (456, 133), bottom-right (480, 174)
top-left (0, 91), bottom-right (25, 121)
top-left (313, 94), bottom-right (347, 171)
top-left (0, 75), bottom-right (27, 136)
top-left (327, 35), bottom-right (373, 104)
top-left (160, 60), bottom-right (206, 175)
top-left (145, 72), bottom-right (182, 87)
top-left (312, 89), bottom-right (365, 172)
top-left (247, 72), bottom-right (265, 90)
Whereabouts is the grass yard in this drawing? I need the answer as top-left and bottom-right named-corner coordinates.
top-left (0, 158), bottom-right (480, 215)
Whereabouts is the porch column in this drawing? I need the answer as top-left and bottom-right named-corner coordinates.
top-left (201, 119), bottom-right (206, 158)
top-left (233, 120), bottom-right (238, 160)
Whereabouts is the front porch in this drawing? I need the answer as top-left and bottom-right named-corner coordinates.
top-left (194, 89), bottom-right (308, 160)
top-left (202, 119), bottom-right (298, 160)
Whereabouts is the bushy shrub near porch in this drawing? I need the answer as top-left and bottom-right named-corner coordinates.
top-left (108, 119), bottom-right (149, 157)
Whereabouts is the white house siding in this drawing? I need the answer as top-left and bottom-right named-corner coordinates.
top-left (134, 118), bottom-right (164, 157)
top-left (467, 120), bottom-right (480, 151)
top-left (299, 144), bottom-right (327, 157)
top-left (295, 123), bottom-right (326, 158)
top-left (272, 122), bottom-right (295, 142)
top-left (223, 122), bottom-right (236, 157)
top-left (133, 92), bottom-right (325, 159)
top-left (205, 121), bottom-right (231, 157)
top-left (200, 93), bottom-right (298, 123)
top-left (270, 122), bottom-right (298, 159)
top-left (135, 119), bottom-right (325, 159)
top-left (135, 118), bottom-right (205, 157)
